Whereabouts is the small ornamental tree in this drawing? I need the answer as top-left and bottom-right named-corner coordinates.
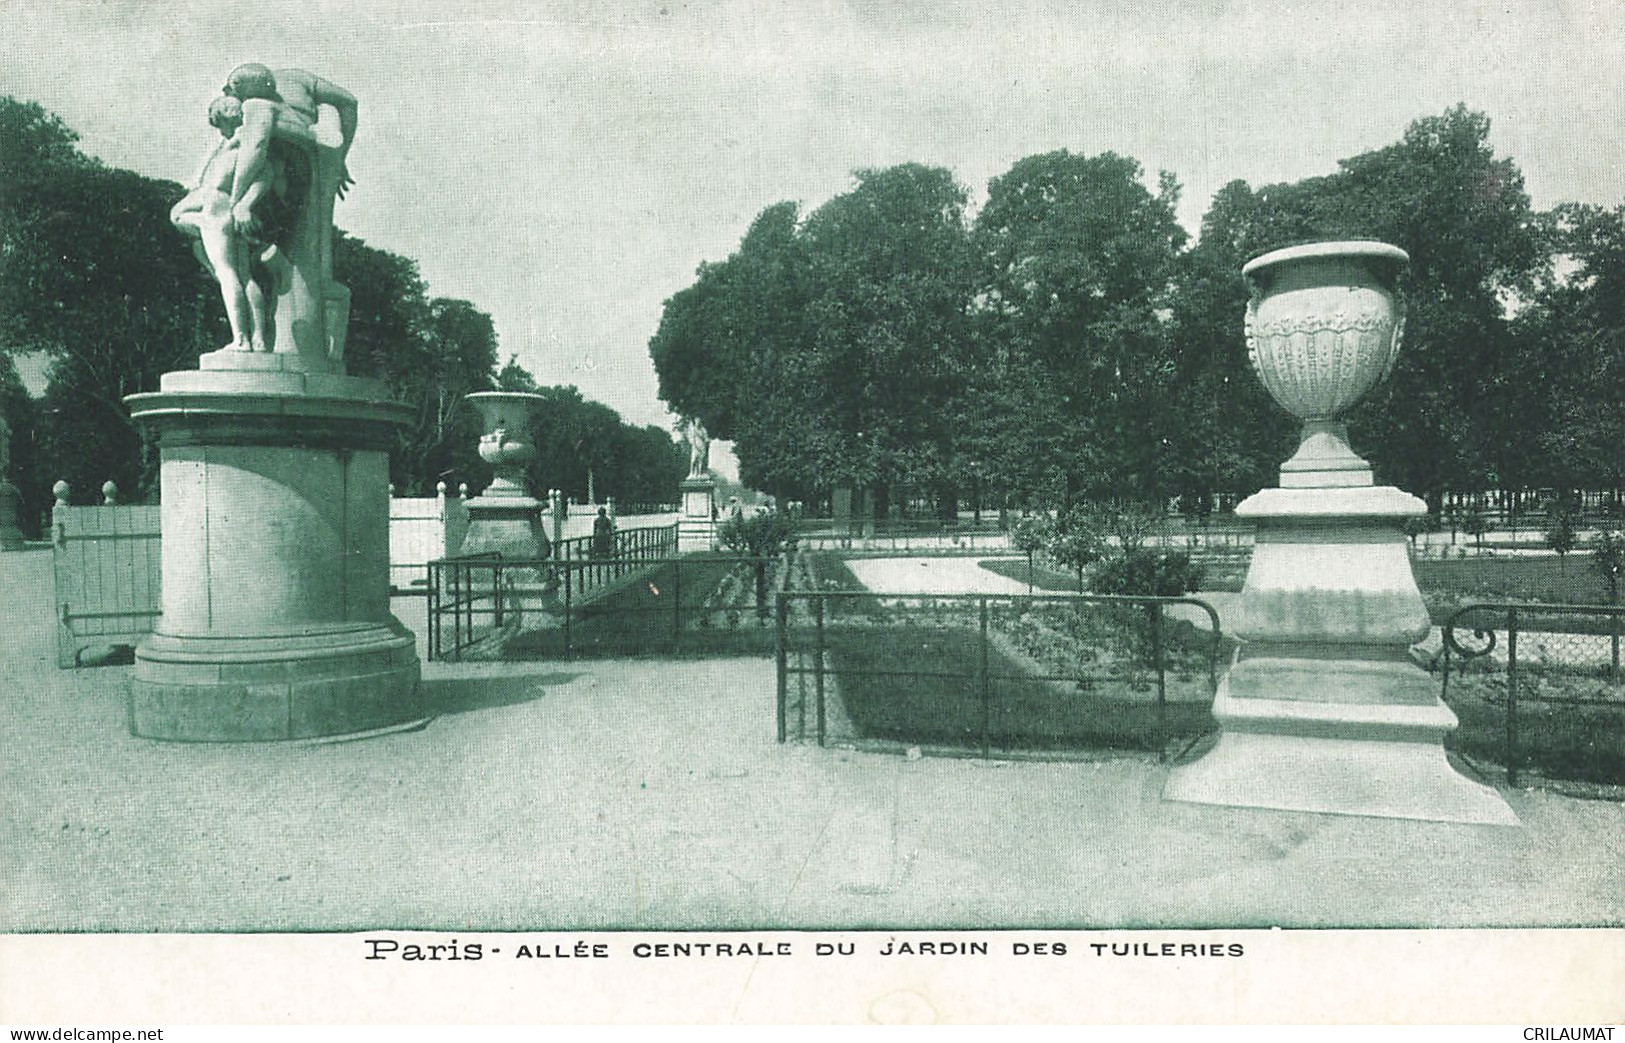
top-left (1544, 499), bottom-right (1579, 595)
top-left (1461, 505), bottom-right (1491, 549)
top-left (1010, 514), bottom-right (1053, 593)
top-left (1089, 548), bottom-right (1206, 597)
top-left (1046, 506), bottom-right (1108, 592)
top-left (718, 509), bottom-right (799, 618)
top-left (1544, 507), bottom-right (1577, 557)
top-left (1402, 514), bottom-right (1431, 553)
top-left (1591, 531), bottom-right (1625, 604)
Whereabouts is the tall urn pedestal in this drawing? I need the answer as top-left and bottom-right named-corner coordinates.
top-left (124, 355), bottom-right (422, 741)
top-left (458, 393), bottom-right (551, 561)
top-left (1163, 241), bottom-right (1515, 824)
top-left (678, 474), bottom-right (717, 554)
top-left (1163, 486), bottom-right (1516, 823)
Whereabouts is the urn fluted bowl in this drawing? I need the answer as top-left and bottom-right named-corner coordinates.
top-left (1242, 241), bottom-right (1409, 423)
top-left (466, 391), bottom-right (546, 497)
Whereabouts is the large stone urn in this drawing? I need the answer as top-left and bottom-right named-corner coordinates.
top-left (459, 392), bottom-right (550, 560)
top-left (1164, 240), bottom-right (1516, 824)
top-left (1245, 242), bottom-right (1406, 489)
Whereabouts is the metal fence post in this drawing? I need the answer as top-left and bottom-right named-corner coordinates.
top-left (776, 593), bottom-right (788, 743)
top-left (492, 561), bottom-right (502, 628)
top-left (672, 557), bottom-right (682, 645)
top-left (1441, 623), bottom-right (1453, 702)
top-left (563, 563), bottom-right (573, 657)
top-left (451, 562), bottom-right (463, 661)
top-left (1613, 605), bottom-right (1620, 683)
top-left (426, 563), bottom-right (438, 662)
top-left (1151, 602), bottom-right (1167, 760)
top-left (979, 596), bottom-right (991, 760)
top-left (814, 594), bottom-right (826, 747)
top-left (1506, 606), bottom-right (1519, 787)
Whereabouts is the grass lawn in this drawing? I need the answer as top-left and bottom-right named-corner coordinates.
top-left (1416, 555), bottom-right (1612, 608)
top-left (977, 555), bottom-right (1247, 594)
top-left (1443, 670), bottom-right (1625, 787)
top-left (983, 550), bottom-right (1615, 611)
top-left (810, 621), bottom-right (1215, 754)
top-left (977, 555), bottom-right (1087, 593)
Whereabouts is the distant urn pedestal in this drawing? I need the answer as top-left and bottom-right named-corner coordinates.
top-left (123, 67), bottom-right (420, 742)
top-left (459, 392), bottom-right (561, 631)
top-left (1163, 241), bottom-right (1516, 824)
top-left (678, 474), bottom-right (718, 553)
top-left (459, 392), bottom-right (551, 561)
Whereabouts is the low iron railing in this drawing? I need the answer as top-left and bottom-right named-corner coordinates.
top-left (1441, 601), bottom-right (1625, 787)
top-left (426, 549), bottom-right (782, 662)
top-left (550, 522), bottom-right (677, 564)
top-left (775, 590), bottom-right (1224, 761)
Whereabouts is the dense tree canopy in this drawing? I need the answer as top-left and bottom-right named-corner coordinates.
top-left (970, 150), bottom-right (1188, 506)
top-left (649, 166), bottom-right (977, 512)
top-left (1207, 106), bottom-right (1553, 505)
top-left (652, 104), bottom-right (1609, 517)
top-left (1, 97), bottom-right (222, 512)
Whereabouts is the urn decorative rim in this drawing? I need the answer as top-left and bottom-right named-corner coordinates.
top-left (465, 391), bottom-right (548, 413)
top-left (1242, 240), bottom-right (1409, 283)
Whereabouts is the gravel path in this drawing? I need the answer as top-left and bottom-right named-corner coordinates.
top-left (3, 548), bottom-right (1622, 931)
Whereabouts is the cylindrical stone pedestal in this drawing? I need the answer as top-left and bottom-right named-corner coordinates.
top-left (125, 360), bottom-right (422, 741)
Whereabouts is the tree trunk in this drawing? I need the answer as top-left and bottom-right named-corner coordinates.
top-left (872, 484), bottom-right (891, 526)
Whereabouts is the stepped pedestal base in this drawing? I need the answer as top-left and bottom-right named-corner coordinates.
top-left (460, 497), bottom-right (550, 561)
top-left (1163, 483), bottom-right (1517, 825)
top-left (1164, 671), bottom-right (1517, 824)
top-left (130, 623), bottom-right (422, 742)
top-left (679, 475), bottom-right (717, 553)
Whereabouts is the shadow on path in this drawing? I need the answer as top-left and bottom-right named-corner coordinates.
top-left (423, 672), bottom-right (582, 716)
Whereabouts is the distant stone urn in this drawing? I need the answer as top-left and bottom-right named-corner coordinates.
top-left (467, 392), bottom-right (546, 498)
top-left (1242, 240), bottom-right (1409, 487)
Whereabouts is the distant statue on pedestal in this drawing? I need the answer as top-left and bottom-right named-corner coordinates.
top-left (681, 416), bottom-right (710, 478)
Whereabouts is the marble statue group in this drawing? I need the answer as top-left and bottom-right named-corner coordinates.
top-left (171, 63), bottom-right (357, 356)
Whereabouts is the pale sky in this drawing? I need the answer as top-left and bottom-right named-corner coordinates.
top-left (3, 0), bottom-right (1623, 440)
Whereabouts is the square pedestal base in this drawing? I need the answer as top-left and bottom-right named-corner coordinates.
top-left (460, 499), bottom-right (550, 560)
top-left (678, 518), bottom-right (716, 554)
top-left (1164, 686), bottom-right (1519, 825)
